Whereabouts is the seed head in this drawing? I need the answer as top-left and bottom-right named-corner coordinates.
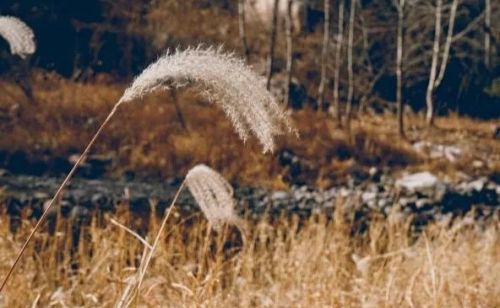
top-left (0, 16), bottom-right (36, 59)
top-left (119, 46), bottom-right (295, 153)
top-left (185, 164), bottom-right (237, 229)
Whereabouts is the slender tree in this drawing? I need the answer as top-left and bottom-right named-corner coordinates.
top-left (484, 0), bottom-right (491, 68)
top-left (426, 0), bottom-right (459, 126)
top-left (170, 89), bottom-right (188, 131)
top-left (425, 0), bottom-right (442, 126)
top-left (435, 0), bottom-right (459, 87)
top-left (333, 0), bottom-right (345, 125)
top-left (345, 0), bottom-right (356, 129)
top-left (266, 0), bottom-right (280, 90)
top-left (318, 0), bottom-right (331, 110)
top-left (357, 3), bottom-right (385, 114)
top-left (238, 0), bottom-right (250, 62)
top-left (395, 0), bottom-right (406, 137)
top-left (284, 0), bottom-right (294, 105)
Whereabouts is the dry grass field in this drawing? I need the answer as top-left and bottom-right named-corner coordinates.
top-left (0, 204), bottom-right (498, 307)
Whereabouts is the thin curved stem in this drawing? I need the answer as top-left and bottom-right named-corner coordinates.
top-left (134, 181), bottom-right (186, 298)
top-left (0, 102), bottom-right (122, 293)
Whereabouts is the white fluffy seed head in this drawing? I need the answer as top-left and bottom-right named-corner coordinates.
top-left (0, 16), bottom-right (36, 59)
top-left (185, 164), bottom-right (237, 229)
top-left (118, 46), bottom-right (295, 153)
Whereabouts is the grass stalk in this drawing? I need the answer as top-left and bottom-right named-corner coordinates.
top-left (0, 102), bottom-right (122, 292)
top-left (131, 181), bottom-right (186, 303)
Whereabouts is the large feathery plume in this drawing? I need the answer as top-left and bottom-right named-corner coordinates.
top-left (118, 46), bottom-right (295, 153)
top-left (0, 16), bottom-right (36, 58)
top-left (0, 46), bottom-right (289, 293)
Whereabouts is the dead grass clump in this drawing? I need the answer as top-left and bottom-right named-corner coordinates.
top-left (1, 76), bottom-right (498, 186)
top-left (0, 209), bottom-right (498, 307)
top-left (351, 129), bottom-right (420, 167)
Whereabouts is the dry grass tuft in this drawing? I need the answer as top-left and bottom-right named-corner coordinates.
top-left (0, 16), bottom-right (36, 58)
top-left (0, 208), bottom-right (498, 307)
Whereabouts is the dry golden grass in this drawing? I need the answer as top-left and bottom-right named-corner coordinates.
top-left (0, 205), bottom-right (498, 307)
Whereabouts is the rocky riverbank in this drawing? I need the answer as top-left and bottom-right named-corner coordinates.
top-left (1, 170), bottom-right (498, 233)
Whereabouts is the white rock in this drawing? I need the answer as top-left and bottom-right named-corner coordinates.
top-left (396, 172), bottom-right (439, 191)
top-left (412, 141), bottom-right (462, 162)
top-left (467, 178), bottom-right (487, 191)
top-left (361, 191), bottom-right (377, 203)
top-left (271, 191), bottom-right (289, 200)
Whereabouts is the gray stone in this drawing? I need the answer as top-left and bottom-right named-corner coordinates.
top-left (0, 172), bottom-right (498, 232)
top-left (412, 141), bottom-right (462, 162)
top-left (467, 177), bottom-right (488, 192)
top-left (361, 191), bottom-right (377, 203)
top-left (377, 199), bottom-right (390, 209)
top-left (396, 172), bottom-right (439, 191)
top-left (415, 198), bottom-right (432, 209)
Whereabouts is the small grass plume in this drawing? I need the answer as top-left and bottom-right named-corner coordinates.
top-left (0, 16), bottom-right (36, 58)
top-left (185, 164), bottom-right (237, 229)
top-left (118, 164), bottom-right (246, 306)
top-left (119, 46), bottom-right (295, 153)
top-left (0, 46), bottom-right (292, 292)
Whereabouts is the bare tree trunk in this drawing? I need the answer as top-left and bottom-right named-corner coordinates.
top-left (318, 0), bottom-right (331, 110)
top-left (266, 0), bottom-right (280, 90)
top-left (284, 0), bottom-right (294, 106)
top-left (396, 0), bottom-right (406, 138)
top-left (359, 65), bottom-right (386, 114)
top-left (425, 0), bottom-right (442, 127)
top-left (15, 59), bottom-right (35, 104)
top-left (485, 0), bottom-right (491, 68)
top-left (170, 89), bottom-right (188, 132)
top-left (357, 3), bottom-right (377, 114)
top-left (238, 0), bottom-right (250, 62)
top-left (435, 0), bottom-right (459, 87)
top-left (345, 0), bottom-right (356, 129)
top-left (333, 0), bottom-right (345, 125)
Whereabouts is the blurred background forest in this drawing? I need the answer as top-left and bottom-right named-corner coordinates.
top-left (0, 0), bottom-right (499, 187)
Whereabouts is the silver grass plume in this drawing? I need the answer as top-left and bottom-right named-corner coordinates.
top-left (118, 46), bottom-right (295, 153)
top-left (185, 164), bottom-right (237, 229)
top-left (0, 16), bottom-right (36, 58)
